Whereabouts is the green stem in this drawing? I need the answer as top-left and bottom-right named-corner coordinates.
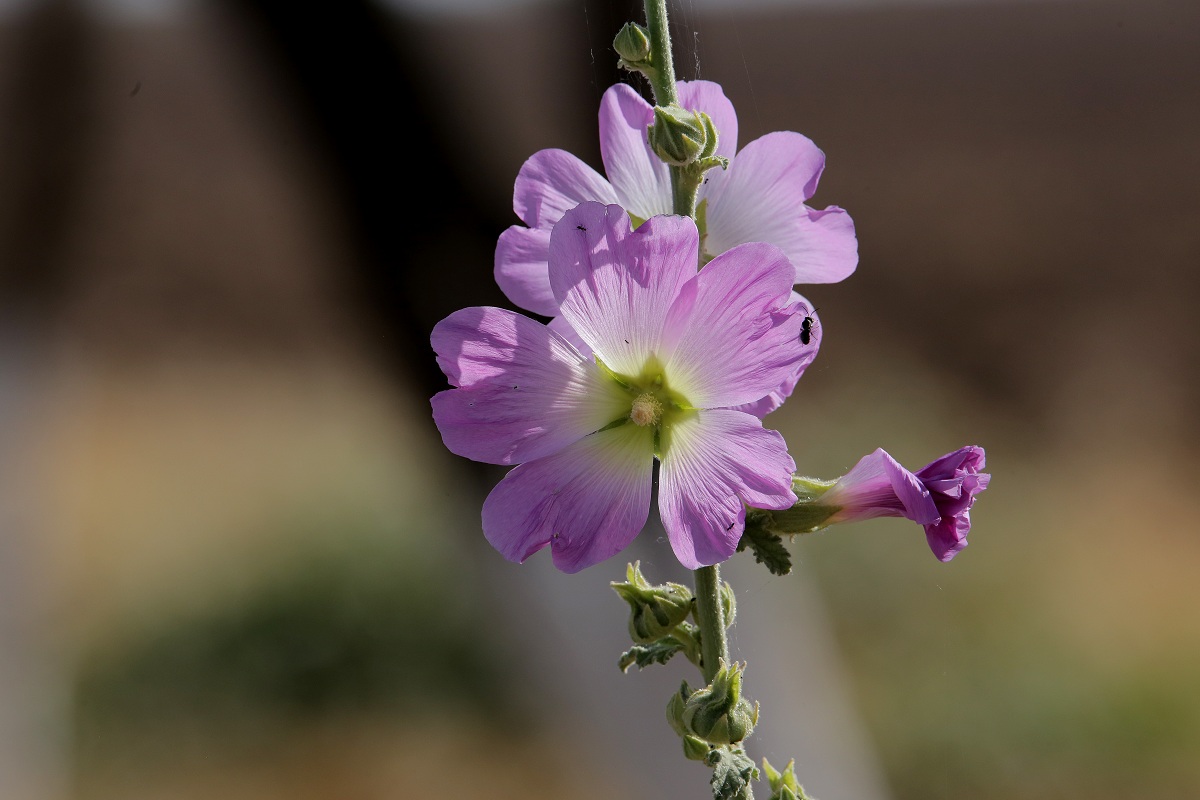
top-left (643, 0), bottom-right (678, 106)
top-left (693, 563), bottom-right (728, 683)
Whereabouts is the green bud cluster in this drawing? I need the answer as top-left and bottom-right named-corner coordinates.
top-left (612, 561), bottom-right (694, 643)
top-left (679, 660), bottom-right (759, 746)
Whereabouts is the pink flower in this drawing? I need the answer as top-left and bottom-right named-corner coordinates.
top-left (494, 80), bottom-right (857, 321)
top-left (432, 202), bottom-right (814, 572)
top-left (819, 447), bottom-right (991, 561)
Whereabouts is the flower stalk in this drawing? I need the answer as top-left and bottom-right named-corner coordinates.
top-left (640, 0), bottom-right (732, 692)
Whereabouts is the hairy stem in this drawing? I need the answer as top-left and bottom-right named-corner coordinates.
top-left (643, 0), bottom-right (678, 106)
top-left (693, 563), bottom-right (728, 683)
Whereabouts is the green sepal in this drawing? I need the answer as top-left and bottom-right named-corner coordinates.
top-left (706, 747), bottom-right (759, 800)
top-left (720, 580), bottom-right (737, 629)
top-left (738, 510), bottom-right (793, 576)
top-left (683, 734), bottom-right (712, 761)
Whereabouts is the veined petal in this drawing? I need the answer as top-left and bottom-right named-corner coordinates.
top-left (494, 225), bottom-right (557, 317)
top-left (658, 410), bottom-right (796, 569)
top-left (549, 203), bottom-right (698, 376)
top-left (431, 307), bottom-right (628, 465)
top-left (481, 422), bottom-right (655, 573)
top-left (728, 293), bottom-right (821, 417)
top-left (702, 131), bottom-right (858, 283)
top-left (547, 314), bottom-right (592, 358)
top-left (677, 80), bottom-right (738, 161)
top-left (513, 148), bottom-right (619, 229)
top-left (663, 242), bottom-right (806, 409)
top-left (599, 83), bottom-right (674, 220)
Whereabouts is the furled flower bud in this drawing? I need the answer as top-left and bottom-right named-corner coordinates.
top-left (681, 734), bottom-right (711, 762)
top-left (681, 660), bottom-right (758, 745)
top-left (647, 105), bottom-right (712, 167)
top-left (612, 561), bottom-right (694, 643)
top-left (756, 446), bottom-right (990, 562)
top-left (613, 22), bottom-right (652, 65)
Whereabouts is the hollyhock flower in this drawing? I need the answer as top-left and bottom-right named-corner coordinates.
top-left (432, 202), bottom-right (816, 572)
top-left (494, 80), bottom-right (857, 321)
top-left (815, 446), bottom-right (991, 561)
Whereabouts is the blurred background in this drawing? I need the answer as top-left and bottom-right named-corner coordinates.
top-left (1, 0), bottom-right (1198, 798)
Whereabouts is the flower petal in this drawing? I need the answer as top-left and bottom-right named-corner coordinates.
top-left (431, 307), bottom-right (628, 465)
top-left (481, 422), bottom-right (655, 573)
top-left (549, 202), bottom-right (698, 377)
top-left (924, 515), bottom-right (971, 563)
top-left (677, 80), bottom-right (738, 161)
top-left (513, 148), bottom-right (619, 229)
top-left (702, 131), bottom-right (858, 283)
top-left (727, 292), bottom-right (821, 417)
top-left (598, 83), bottom-right (673, 220)
top-left (494, 225), bottom-right (557, 317)
top-left (662, 242), bottom-right (807, 409)
top-left (658, 410), bottom-right (796, 569)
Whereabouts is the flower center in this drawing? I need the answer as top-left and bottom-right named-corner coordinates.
top-left (630, 392), bottom-right (663, 427)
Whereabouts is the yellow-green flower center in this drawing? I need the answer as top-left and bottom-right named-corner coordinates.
top-left (630, 392), bottom-right (663, 427)
top-left (595, 355), bottom-right (694, 455)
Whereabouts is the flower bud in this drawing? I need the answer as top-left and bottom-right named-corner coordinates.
top-left (613, 22), bottom-right (652, 65)
top-left (612, 561), bottom-right (694, 644)
top-left (681, 661), bottom-right (759, 745)
top-left (647, 105), bottom-right (712, 167)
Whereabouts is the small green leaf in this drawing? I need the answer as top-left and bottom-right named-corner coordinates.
top-left (705, 747), bottom-right (759, 800)
top-left (737, 513), bottom-right (793, 576)
top-left (618, 638), bottom-right (684, 672)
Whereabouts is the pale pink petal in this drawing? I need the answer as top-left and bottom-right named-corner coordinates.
top-left (513, 148), bottom-right (619, 229)
top-left (728, 293), bottom-right (821, 417)
top-left (658, 410), bottom-right (797, 569)
top-left (494, 225), bottom-right (557, 317)
top-left (548, 202), bottom-right (697, 377)
top-left (677, 80), bottom-right (738, 160)
top-left (481, 423), bottom-right (655, 573)
top-left (547, 314), bottom-right (592, 358)
top-left (431, 307), bottom-right (628, 465)
top-left (702, 131), bottom-right (858, 283)
top-left (598, 83), bottom-right (674, 220)
top-left (662, 242), bottom-right (806, 409)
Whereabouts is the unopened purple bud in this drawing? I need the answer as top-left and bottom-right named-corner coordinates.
top-left (821, 446), bottom-right (990, 561)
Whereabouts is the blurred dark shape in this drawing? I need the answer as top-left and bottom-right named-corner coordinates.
top-left (0, 0), bottom-right (95, 310)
